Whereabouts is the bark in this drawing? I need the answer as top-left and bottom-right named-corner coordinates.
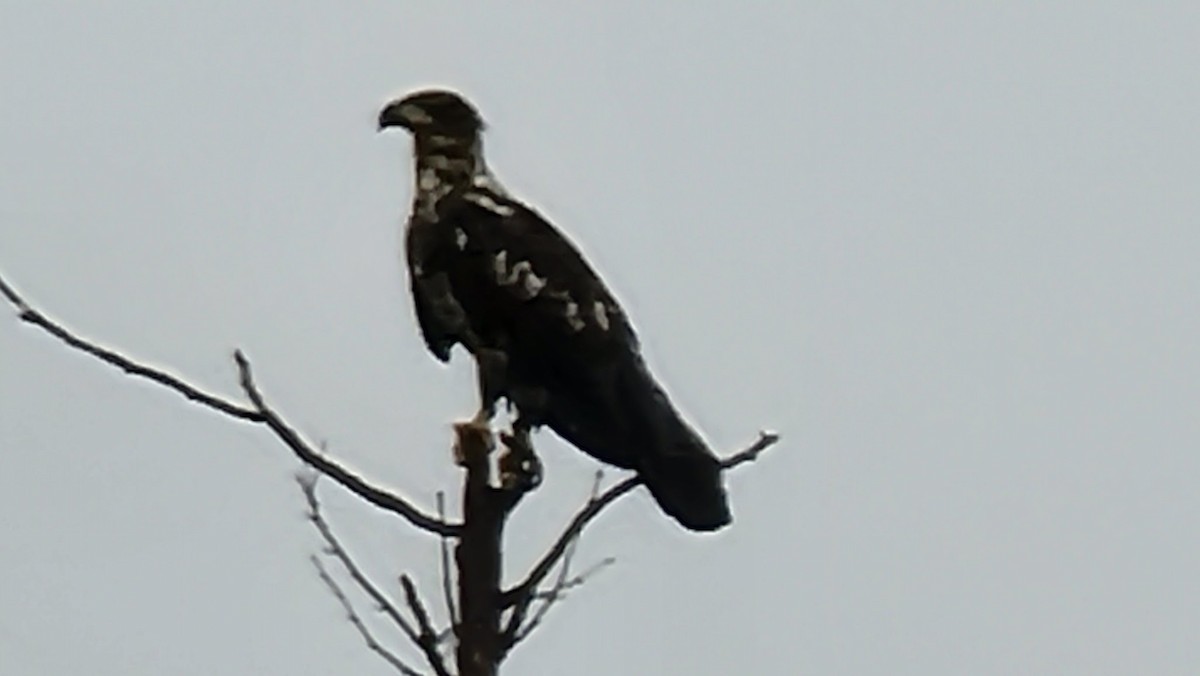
top-left (453, 424), bottom-right (526, 676)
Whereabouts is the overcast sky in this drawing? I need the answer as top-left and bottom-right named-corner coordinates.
top-left (2, 2), bottom-right (1197, 674)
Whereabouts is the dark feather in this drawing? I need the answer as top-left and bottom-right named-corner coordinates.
top-left (388, 88), bottom-right (730, 531)
top-left (409, 189), bottom-right (730, 531)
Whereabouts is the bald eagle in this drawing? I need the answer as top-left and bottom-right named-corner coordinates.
top-left (378, 89), bottom-right (730, 532)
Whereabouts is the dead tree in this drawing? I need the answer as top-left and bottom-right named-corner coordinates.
top-left (1, 271), bottom-right (778, 676)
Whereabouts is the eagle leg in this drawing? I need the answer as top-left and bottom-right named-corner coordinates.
top-left (474, 347), bottom-right (509, 423)
top-left (499, 421), bottom-right (542, 492)
top-left (451, 347), bottom-right (505, 468)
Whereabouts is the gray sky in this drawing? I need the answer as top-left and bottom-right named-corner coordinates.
top-left (2, 2), bottom-right (1197, 674)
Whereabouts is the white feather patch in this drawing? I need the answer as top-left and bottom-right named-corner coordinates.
top-left (593, 301), bottom-right (610, 331)
top-left (455, 228), bottom-right (468, 250)
top-left (491, 251), bottom-right (545, 299)
top-left (564, 301), bottom-right (585, 332)
top-left (507, 261), bottom-right (533, 284)
top-left (521, 269), bottom-right (546, 297)
top-left (418, 168), bottom-right (440, 191)
top-left (464, 191), bottom-right (515, 216)
top-left (471, 171), bottom-right (510, 197)
top-left (493, 251), bottom-right (508, 281)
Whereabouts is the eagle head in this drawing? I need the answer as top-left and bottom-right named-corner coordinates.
top-left (377, 89), bottom-right (485, 139)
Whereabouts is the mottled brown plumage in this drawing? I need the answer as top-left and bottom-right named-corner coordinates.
top-left (379, 88), bottom-right (730, 531)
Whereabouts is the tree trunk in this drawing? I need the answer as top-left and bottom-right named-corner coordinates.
top-left (454, 425), bottom-right (507, 676)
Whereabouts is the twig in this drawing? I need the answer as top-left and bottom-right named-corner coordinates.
top-left (240, 352), bottom-right (458, 537)
top-left (508, 531), bottom-right (578, 645)
top-left (401, 576), bottom-right (452, 676)
top-left (303, 475), bottom-right (455, 676)
top-left (501, 533), bottom-right (579, 645)
top-left (530, 556), bottom-right (616, 601)
top-left (501, 431), bottom-right (780, 610)
top-left (514, 556), bottom-right (615, 644)
top-left (522, 536), bottom-right (581, 634)
top-left (715, 431), bottom-right (781, 471)
top-left (299, 475), bottom-right (422, 647)
top-left (436, 491), bottom-right (459, 634)
top-left (506, 532), bottom-right (578, 643)
top-left (310, 556), bottom-right (423, 676)
top-left (1, 271), bottom-right (461, 537)
top-left (0, 272), bottom-right (260, 421)
top-left (500, 481), bottom-right (614, 650)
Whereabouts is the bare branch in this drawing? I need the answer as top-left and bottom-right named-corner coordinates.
top-left (510, 531), bottom-right (577, 645)
top-left (311, 556), bottom-right (424, 676)
top-left (299, 475), bottom-right (422, 646)
top-left (530, 556), bottom-right (616, 602)
top-left (301, 475), bottom-right (457, 675)
top-left (514, 556), bottom-right (616, 644)
top-left (588, 469), bottom-right (604, 500)
top-left (501, 504), bottom-right (612, 649)
top-left (401, 576), bottom-right (452, 676)
top-left (1, 271), bottom-right (460, 537)
top-left (715, 431), bottom-right (782, 471)
top-left (502, 431), bottom-right (781, 609)
top-left (522, 535), bottom-right (581, 633)
top-left (0, 271), bottom-right (260, 421)
top-left (501, 534), bottom-right (576, 646)
top-left (241, 352), bottom-right (458, 537)
top-left (436, 491), bottom-right (459, 633)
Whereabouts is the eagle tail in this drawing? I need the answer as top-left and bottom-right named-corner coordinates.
top-left (540, 355), bottom-right (732, 532)
top-left (615, 359), bottom-right (732, 532)
top-left (639, 440), bottom-right (731, 532)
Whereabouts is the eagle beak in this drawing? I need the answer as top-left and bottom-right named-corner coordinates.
top-left (377, 99), bottom-right (428, 132)
top-left (377, 101), bottom-right (404, 132)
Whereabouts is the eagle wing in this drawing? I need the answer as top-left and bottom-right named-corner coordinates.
top-left (404, 187), bottom-right (630, 359)
top-left (405, 221), bottom-right (459, 362)
top-left (436, 187), bottom-right (637, 352)
top-left (408, 185), bottom-right (731, 531)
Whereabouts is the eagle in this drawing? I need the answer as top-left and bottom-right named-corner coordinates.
top-left (378, 88), bottom-right (731, 532)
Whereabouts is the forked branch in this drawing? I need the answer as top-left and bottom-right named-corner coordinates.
top-left (0, 271), bottom-right (458, 537)
top-left (1, 272), bottom-right (259, 421)
top-left (311, 555), bottom-right (423, 676)
top-left (238, 351), bottom-right (458, 536)
top-left (301, 475), bottom-right (452, 676)
top-left (400, 575), bottom-right (451, 676)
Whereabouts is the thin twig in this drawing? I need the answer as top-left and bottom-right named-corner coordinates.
top-left (436, 491), bottom-right (459, 634)
top-left (400, 576), bottom-right (452, 676)
top-left (509, 533), bottom-right (578, 644)
top-left (530, 556), bottom-right (616, 601)
top-left (303, 475), bottom-right (455, 676)
top-left (0, 272), bottom-right (260, 421)
top-left (299, 474), bottom-right (422, 647)
top-left (589, 469), bottom-right (604, 500)
top-left (241, 352), bottom-right (459, 537)
top-left (515, 556), bottom-right (616, 643)
top-left (501, 431), bottom-right (780, 609)
top-left (311, 556), bottom-right (424, 676)
top-left (501, 535), bottom-right (577, 644)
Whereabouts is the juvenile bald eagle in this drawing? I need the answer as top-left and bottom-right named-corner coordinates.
top-left (378, 89), bottom-right (730, 531)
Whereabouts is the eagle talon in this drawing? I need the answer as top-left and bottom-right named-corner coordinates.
top-left (498, 427), bottom-right (543, 492)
